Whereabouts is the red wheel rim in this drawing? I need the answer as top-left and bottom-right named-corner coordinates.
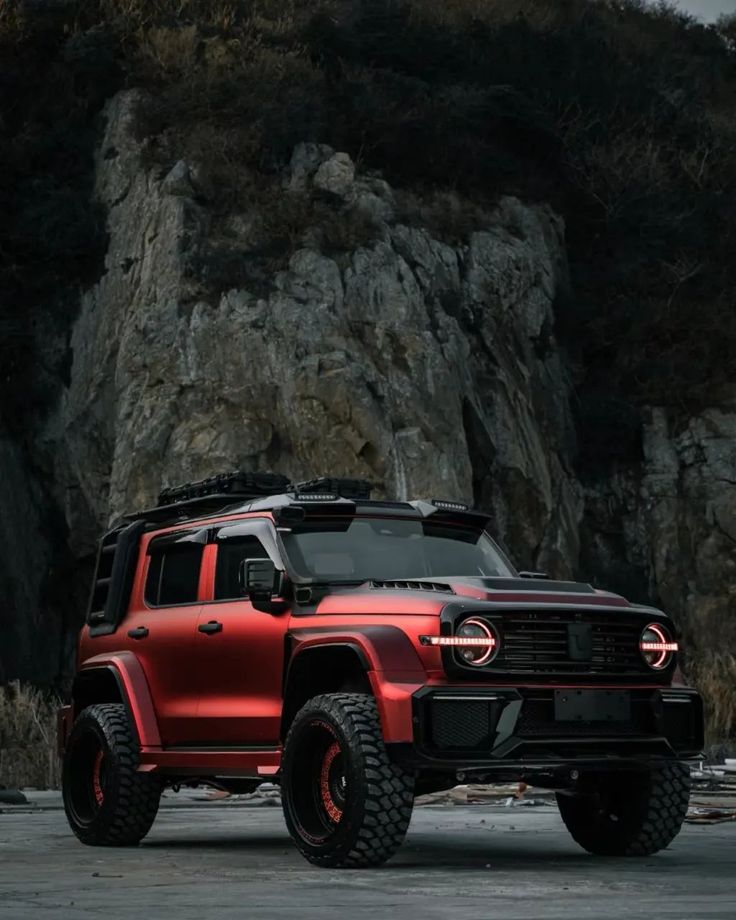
top-left (286, 719), bottom-right (349, 845)
top-left (92, 749), bottom-right (105, 807)
top-left (320, 742), bottom-right (344, 823)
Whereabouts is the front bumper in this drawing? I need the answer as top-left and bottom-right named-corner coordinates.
top-left (391, 685), bottom-right (704, 772)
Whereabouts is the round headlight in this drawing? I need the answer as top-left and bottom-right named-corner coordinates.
top-left (639, 623), bottom-right (678, 670)
top-left (456, 618), bottom-right (498, 666)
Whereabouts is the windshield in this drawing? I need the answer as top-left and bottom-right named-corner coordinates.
top-left (280, 516), bottom-right (514, 582)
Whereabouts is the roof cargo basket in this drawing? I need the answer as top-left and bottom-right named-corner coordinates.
top-left (158, 471), bottom-right (291, 506)
top-left (294, 477), bottom-right (373, 500)
top-left (127, 471), bottom-right (293, 524)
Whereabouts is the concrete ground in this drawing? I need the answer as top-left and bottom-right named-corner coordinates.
top-left (1, 791), bottom-right (735, 920)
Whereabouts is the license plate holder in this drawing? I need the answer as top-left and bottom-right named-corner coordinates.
top-left (554, 689), bottom-right (631, 722)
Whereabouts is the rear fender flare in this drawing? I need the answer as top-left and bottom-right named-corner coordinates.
top-left (73, 651), bottom-right (161, 748)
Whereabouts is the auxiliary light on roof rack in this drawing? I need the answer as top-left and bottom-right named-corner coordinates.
top-left (294, 477), bottom-right (373, 501)
top-left (431, 499), bottom-right (469, 512)
top-left (292, 492), bottom-right (340, 501)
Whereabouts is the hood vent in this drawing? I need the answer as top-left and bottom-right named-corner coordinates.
top-left (370, 580), bottom-right (455, 594)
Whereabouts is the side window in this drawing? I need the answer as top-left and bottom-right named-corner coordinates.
top-left (145, 535), bottom-right (205, 607)
top-left (215, 535), bottom-right (270, 601)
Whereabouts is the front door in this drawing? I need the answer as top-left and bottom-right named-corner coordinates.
top-left (192, 520), bottom-right (289, 746)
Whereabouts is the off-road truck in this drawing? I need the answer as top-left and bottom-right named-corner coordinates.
top-left (59, 472), bottom-right (703, 867)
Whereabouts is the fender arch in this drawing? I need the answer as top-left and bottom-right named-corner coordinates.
top-left (284, 626), bottom-right (426, 743)
top-left (73, 652), bottom-right (162, 748)
top-left (282, 643), bottom-right (371, 737)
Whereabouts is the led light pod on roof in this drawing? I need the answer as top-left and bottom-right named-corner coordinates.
top-left (431, 499), bottom-right (469, 512)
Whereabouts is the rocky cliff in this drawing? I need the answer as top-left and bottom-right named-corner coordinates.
top-left (2, 89), bottom-right (734, 738)
top-left (46, 90), bottom-right (581, 576)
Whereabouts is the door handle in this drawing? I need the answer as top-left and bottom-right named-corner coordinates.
top-left (198, 620), bottom-right (223, 635)
top-left (127, 626), bottom-right (149, 640)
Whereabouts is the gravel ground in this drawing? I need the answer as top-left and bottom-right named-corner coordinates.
top-left (0, 789), bottom-right (735, 920)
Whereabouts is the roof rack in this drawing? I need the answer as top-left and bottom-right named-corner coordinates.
top-left (126, 472), bottom-right (375, 526)
top-left (158, 471), bottom-right (291, 506)
top-left (126, 471), bottom-right (292, 524)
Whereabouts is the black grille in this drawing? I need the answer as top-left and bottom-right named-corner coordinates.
top-left (431, 700), bottom-right (491, 749)
top-left (488, 611), bottom-right (648, 677)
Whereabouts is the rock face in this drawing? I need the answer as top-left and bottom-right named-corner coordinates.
top-left (582, 406), bottom-right (736, 734)
top-left (1, 89), bottom-right (734, 735)
top-left (46, 91), bottom-right (580, 577)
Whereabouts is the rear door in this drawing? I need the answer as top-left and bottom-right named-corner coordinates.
top-left (192, 520), bottom-right (289, 746)
top-left (122, 529), bottom-right (206, 745)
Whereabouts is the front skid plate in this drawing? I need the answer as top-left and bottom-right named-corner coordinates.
top-left (386, 742), bottom-right (700, 775)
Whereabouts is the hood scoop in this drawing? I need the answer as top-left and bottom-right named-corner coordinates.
top-left (370, 580), bottom-right (455, 594)
top-left (466, 577), bottom-right (597, 594)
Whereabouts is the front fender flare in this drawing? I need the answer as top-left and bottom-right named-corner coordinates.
top-left (287, 626), bottom-right (426, 743)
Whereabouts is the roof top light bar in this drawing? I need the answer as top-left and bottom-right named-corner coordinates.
top-left (294, 477), bottom-right (373, 501)
top-left (293, 492), bottom-right (340, 502)
top-left (431, 499), bottom-right (469, 512)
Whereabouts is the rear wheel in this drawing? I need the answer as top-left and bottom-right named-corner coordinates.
top-left (281, 693), bottom-right (414, 867)
top-left (556, 762), bottom-right (690, 856)
top-left (62, 703), bottom-right (161, 846)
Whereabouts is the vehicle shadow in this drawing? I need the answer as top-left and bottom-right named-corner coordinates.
top-left (391, 830), bottom-right (722, 873)
top-left (140, 828), bottom-right (716, 875)
top-left (143, 835), bottom-right (291, 850)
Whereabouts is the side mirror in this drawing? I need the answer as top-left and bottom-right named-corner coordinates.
top-left (239, 558), bottom-right (289, 613)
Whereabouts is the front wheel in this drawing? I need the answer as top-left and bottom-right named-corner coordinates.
top-left (556, 762), bottom-right (690, 856)
top-left (62, 703), bottom-right (161, 846)
top-left (281, 693), bottom-right (414, 867)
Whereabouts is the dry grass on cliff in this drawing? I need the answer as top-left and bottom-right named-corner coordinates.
top-left (0, 682), bottom-right (61, 790)
top-left (692, 656), bottom-right (736, 745)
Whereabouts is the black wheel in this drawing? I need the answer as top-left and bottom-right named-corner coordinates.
top-left (556, 762), bottom-right (690, 856)
top-left (281, 693), bottom-right (414, 868)
top-left (62, 703), bottom-right (161, 846)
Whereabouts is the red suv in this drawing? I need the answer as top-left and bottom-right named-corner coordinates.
top-left (59, 472), bottom-right (703, 867)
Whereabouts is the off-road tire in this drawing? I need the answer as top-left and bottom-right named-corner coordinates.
top-left (62, 703), bottom-right (161, 846)
top-left (556, 762), bottom-right (690, 856)
top-left (281, 693), bottom-right (414, 868)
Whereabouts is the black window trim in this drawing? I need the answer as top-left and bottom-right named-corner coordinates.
top-left (146, 528), bottom-right (209, 554)
top-left (143, 527), bottom-right (208, 610)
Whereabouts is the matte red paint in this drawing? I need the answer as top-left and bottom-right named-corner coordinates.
top-left (68, 508), bottom-right (688, 778)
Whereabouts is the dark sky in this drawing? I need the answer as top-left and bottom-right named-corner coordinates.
top-left (673, 0), bottom-right (736, 20)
